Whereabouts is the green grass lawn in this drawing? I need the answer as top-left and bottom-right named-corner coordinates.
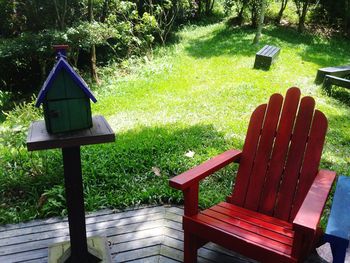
top-left (1, 21), bottom-right (350, 225)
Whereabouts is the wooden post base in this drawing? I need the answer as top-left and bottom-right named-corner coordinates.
top-left (48, 236), bottom-right (112, 263)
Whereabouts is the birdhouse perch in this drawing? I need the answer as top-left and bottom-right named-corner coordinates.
top-left (35, 45), bottom-right (97, 134)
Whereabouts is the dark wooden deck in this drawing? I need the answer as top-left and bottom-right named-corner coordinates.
top-left (0, 206), bottom-right (344, 262)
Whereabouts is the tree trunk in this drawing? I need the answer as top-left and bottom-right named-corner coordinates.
top-left (205, 0), bottom-right (209, 15)
top-left (237, 0), bottom-right (249, 26)
top-left (297, 0), bottom-right (309, 33)
top-left (205, 0), bottom-right (214, 15)
top-left (253, 0), bottom-right (266, 44)
top-left (40, 59), bottom-right (47, 84)
top-left (237, 7), bottom-right (244, 25)
top-left (88, 0), bottom-right (100, 84)
top-left (100, 0), bottom-right (110, 23)
top-left (53, 0), bottom-right (67, 30)
top-left (210, 0), bottom-right (215, 12)
top-left (198, 0), bottom-right (202, 16)
top-left (344, 0), bottom-right (350, 36)
top-left (251, 1), bottom-right (259, 29)
top-left (276, 0), bottom-right (288, 24)
top-left (137, 0), bottom-right (145, 17)
top-left (71, 49), bottom-right (80, 68)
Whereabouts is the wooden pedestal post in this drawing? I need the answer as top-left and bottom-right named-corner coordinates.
top-left (27, 115), bottom-right (115, 263)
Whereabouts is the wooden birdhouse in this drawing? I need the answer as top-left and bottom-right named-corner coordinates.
top-left (35, 45), bottom-right (97, 134)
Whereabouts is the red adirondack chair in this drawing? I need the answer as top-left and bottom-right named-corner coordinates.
top-left (169, 87), bottom-right (336, 263)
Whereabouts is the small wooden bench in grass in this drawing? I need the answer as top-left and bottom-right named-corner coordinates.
top-left (324, 175), bottom-right (350, 263)
top-left (322, 75), bottom-right (350, 90)
top-left (253, 45), bottom-right (280, 70)
top-left (315, 65), bottom-right (350, 84)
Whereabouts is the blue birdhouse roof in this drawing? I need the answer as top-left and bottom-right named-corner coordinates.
top-left (35, 55), bottom-right (97, 107)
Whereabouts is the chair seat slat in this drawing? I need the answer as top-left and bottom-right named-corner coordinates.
top-left (210, 204), bottom-right (294, 238)
top-left (186, 213), bottom-right (293, 255)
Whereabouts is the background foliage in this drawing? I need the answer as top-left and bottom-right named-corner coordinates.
top-left (1, 0), bottom-right (349, 95)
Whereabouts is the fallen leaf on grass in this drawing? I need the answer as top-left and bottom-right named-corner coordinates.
top-left (152, 167), bottom-right (161, 176)
top-left (184, 150), bottom-right (195, 158)
top-left (38, 194), bottom-right (48, 208)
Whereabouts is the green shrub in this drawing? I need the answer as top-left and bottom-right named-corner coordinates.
top-left (0, 90), bottom-right (12, 117)
top-left (0, 99), bottom-right (64, 223)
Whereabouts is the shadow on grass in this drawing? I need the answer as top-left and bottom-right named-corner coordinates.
top-left (263, 26), bottom-right (350, 68)
top-left (0, 122), bottom-right (235, 224)
top-left (185, 24), bottom-right (257, 58)
top-left (301, 41), bottom-right (350, 68)
top-left (263, 26), bottom-right (315, 46)
top-left (156, 13), bottom-right (227, 50)
top-left (322, 112), bottom-right (350, 174)
top-left (321, 83), bottom-right (350, 107)
top-left (82, 123), bottom-right (233, 211)
top-left (185, 23), bottom-right (350, 69)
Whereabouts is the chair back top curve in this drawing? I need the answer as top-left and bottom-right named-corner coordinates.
top-left (230, 87), bottom-right (328, 222)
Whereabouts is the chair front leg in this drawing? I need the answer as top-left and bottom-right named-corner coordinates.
top-left (292, 229), bottom-right (316, 262)
top-left (184, 184), bottom-right (199, 217)
top-left (182, 183), bottom-right (200, 262)
top-left (184, 232), bottom-right (199, 263)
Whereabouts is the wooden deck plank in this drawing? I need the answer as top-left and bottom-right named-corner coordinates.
top-left (0, 205), bottom-right (338, 262)
top-left (17, 258), bottom-right (47, 263)
top-left (199, 246), bottom-right (255, 263)
top-left (125, 255), bottom-right (160, 263)
top-left (0, 212), bottom-right (165, 246)
top-left (163, 227), bottom-right (183, 241)
top-left (113, 245), bottom-right (160, 262)
top-left (110, 236), bottom-right (162, 254)
top-left (163, 226), bottom-right (257, 262)
top-left (0, 206), bottom-right (165, 238)
top-left (204, 243), bottom-right (252, 260)
top-left (1, 224), bottom-right (164, 256)
top-left (159, 245), bottom-right (184, 262)
top-left (0, 205), bottom-right (164, 232)
top-left (159, 255), bottom-right (182, 263)
top-left (0, 248), bottom-right (48, 262)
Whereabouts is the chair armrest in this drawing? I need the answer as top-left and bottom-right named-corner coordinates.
top-left (293, 169), bottom-right (336, 233)
top-left (169, 149), bottom-right (241, 216)
top-left (169, 149), bottom-right (241, 191)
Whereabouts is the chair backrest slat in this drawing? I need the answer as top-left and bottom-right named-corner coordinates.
top-left (258, 88), bottom-right (301, 216)
top-left (289, 110), bottom-right (328, 220)
top-left (274, 96), bottom-right (315, 221)
top-left (244, 94), bottom-right (283, 211)
top-left (230, 88), bottom-right (327, 222)
top-left (231, 104), bottom-right (267, 206)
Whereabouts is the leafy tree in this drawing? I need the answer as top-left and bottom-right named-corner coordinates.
top-left (249, 0), bottom-right (260, 28)
top-left (0, 0), bottom-right (219, 94)
top-left (193, 0), bottom-right (215, 17)
top-left (204, 0), bottom-right (216, 15)
top-left (314, 0), bottom-right (350, 36)
top-left (223, 0), bottom-right (250, 25)
top-left (88, 0), bottom-right (100, 84)
top-left (144, 0), bottom-right (179, 44)
top-left (294, 0), bottom-right (312, 32)
top-left (0, 1), bottom-right (26, 36)
top-left (345, 0), bottom-right (350, 35)
top-left (236, 0), bottom-right (250, 25)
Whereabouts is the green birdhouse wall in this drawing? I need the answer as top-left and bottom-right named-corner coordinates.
top-left (35, 45), bottom-right (97, 134)
top-left (43, 70), bottom-right (92, 133)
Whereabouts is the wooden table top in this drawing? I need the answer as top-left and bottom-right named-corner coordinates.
top-left (27, 115), bottom-right (115, 151)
